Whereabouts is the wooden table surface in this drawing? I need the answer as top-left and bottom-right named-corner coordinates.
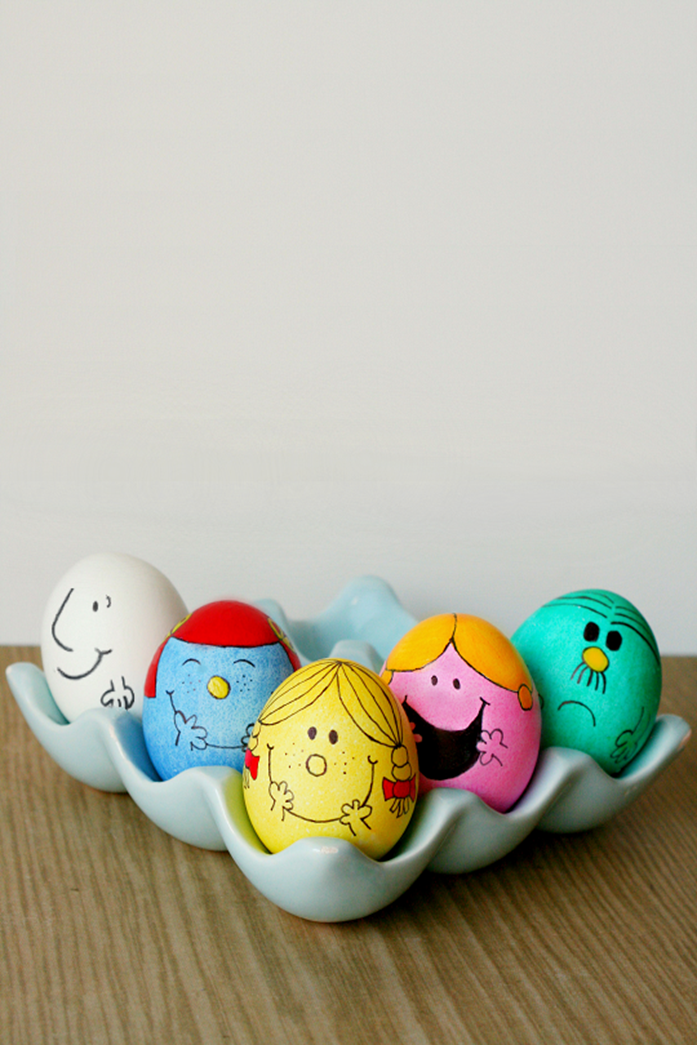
top-left (1, 647), bottom-right (695, 1045)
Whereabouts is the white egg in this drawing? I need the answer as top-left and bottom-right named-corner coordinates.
top-left (40, 553), bottom-right (187, 722)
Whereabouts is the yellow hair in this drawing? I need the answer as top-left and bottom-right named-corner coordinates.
top-left (259, 659), bottom-right (407, 748)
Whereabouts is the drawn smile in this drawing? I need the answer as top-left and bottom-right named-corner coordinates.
top-left (267, 746), bottom-right (377, 825)
top-left (557, 700), bottom-right (597, 727)
top-left (58, 647), bottom-right (112, 680)
top-left (403, 697), bottom-right (487, 780)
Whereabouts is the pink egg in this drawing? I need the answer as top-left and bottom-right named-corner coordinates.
top-left (381, 614), bottom-right (541, 812)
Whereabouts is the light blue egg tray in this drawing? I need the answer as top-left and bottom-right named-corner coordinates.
top-left (6, 576), bottom-right (691, 923)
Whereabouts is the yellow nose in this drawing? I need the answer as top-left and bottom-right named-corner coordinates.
top-left (583, 647), bottom-right (609, 673)
top-left (207, 675), bottom-right (230, 699)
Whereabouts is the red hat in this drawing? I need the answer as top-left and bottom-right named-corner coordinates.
top-left (144, 600), bottom-right (300, 698)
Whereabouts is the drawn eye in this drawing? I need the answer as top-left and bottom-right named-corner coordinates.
top-left (92, 601), bottom-right (99, 612)
top-left (606, 631), bottom-right (623, 651)
top-left (431, 675), bottom-right (438, 686)
top-left (584, 622), bottom-right (600, 642)
top-left (329, 730), bottom-right (338, 744)
top-left (308, 726), bottom-right (317, 740)
top-left (453, 678), bottom-right (461, 690)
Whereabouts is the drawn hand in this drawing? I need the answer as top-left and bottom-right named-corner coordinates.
top-left (174, 710), bottom-right (208, 751)
top-left (269, 780), bottom-right (294, 815)
top-left (612, 709), bottom-right (646, 765)
top-left (339, 799), bottom-right (372, 835)
top-left (477, 728), bottom-right (507, 767)
top-left (409, 719), bottom-right (423, 745)
top-left (100, 676), bottom-right (135, 710)
top-left (240, 721), bottom-right (255, 752)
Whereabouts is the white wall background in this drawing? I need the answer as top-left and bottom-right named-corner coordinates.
top-left (1, 2), bottom-right (695, 652)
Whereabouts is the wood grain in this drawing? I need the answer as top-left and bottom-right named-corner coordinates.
top-left (1, 649), bottom-right (695, 1045)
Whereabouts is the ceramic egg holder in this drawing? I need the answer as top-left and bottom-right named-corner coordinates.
top-left (7, 576), bottom-right (691, 923)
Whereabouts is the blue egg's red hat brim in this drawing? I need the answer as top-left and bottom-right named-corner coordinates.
top-left (144, 600), bottom-right (300, 698)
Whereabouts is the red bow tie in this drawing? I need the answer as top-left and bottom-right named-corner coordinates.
top-left (382, 776), bottom-right (416, 802)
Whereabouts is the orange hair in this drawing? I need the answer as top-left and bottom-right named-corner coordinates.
top-left (381, 614), bottom-right (533, 711)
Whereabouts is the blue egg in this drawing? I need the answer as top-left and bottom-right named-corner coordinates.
top-left (142, 600), bottom-right (300, 779)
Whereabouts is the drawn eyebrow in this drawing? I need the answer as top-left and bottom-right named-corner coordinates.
top-left (553, 594), bottom-right (611, 605)
top-left (611, 608), bottom-right (655, 631)
top-left (609, 620), bottom-right (660, 664)
top-left (613, 609), bottom-right (646, 624)
top-left (183, 657), bottom-right (201, 665)
top-left (544, 597), bottom-right (610, 619)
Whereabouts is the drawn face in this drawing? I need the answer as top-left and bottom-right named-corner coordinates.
top-left (388, 645), bottom-right (503, 780)
top-left (40, 553), bottom-right (187, 722)
top-left (382, 618), bottom-right (541, 813)
top-left (142, 636), bottom-right (297, 779)
top-left (49, 586), bottom-right (114, 680)
top-left (257, 699), bottom-right (378, 814)
top-left (242, 659), bottom-right (418, 859)
top-left (511, 590), bottom-right (662, 773)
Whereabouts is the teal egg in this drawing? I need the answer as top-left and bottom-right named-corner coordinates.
top-left (511, 590), bottom-right (661, 774)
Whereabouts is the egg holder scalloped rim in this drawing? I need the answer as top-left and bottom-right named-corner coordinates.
top-left (6, 576), bottom-right (691, 923)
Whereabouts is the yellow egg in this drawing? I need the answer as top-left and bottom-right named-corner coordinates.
top-left (242, 659), bottom-right (419, 859)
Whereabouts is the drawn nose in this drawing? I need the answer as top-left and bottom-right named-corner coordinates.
top-left (305, 753), bottom-right (327, 777)
top-left (583, 647), bottom-right (609, 673)
top-left (207, 675), bottom-right (230, 699)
